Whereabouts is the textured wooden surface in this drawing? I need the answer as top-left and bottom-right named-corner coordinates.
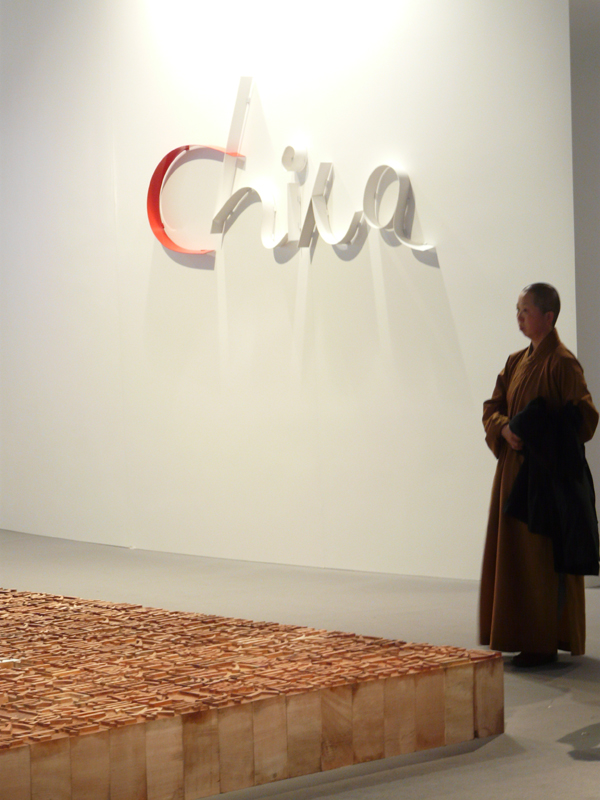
top-left (0, 589), bottom-right (504, 799)
top-left (286, 691), bottom-right (322, 777)
top-left (70, 731), bottom-right (110, 800)
top-left (183, 710), bottom-right (219, 799)
top-left (0, 745), bottom-right (30, 800)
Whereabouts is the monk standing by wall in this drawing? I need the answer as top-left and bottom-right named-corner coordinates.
top-left (480, 283), bottom-right (599, 667)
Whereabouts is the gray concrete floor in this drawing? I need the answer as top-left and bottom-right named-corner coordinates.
top-left (1, 528), bottom-right (600, 799)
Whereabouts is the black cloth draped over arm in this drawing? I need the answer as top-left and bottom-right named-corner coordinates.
top-left (504, 396), bottom-right (599, 576)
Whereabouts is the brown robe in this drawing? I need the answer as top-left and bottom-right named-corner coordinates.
top-left (480, 328), bottom-right (599, 654)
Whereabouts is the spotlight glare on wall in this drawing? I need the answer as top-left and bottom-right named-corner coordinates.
top-left (144, 0), bottom-right (411, 99)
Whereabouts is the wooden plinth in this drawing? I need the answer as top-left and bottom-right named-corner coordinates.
top-left (0, 589), bottom-right (503, 799)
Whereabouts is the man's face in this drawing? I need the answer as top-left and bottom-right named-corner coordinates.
top-left (516, 292), bottom-right (553, 344)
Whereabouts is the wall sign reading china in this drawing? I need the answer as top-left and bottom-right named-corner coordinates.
top-left (147, 78), bottom-right (433, 256)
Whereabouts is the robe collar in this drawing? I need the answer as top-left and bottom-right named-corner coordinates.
top-left (526, 327), bottom-right (560, 360)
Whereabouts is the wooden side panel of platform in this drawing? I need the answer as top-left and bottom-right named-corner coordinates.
top-left (218, 704), bottom-right (254, 793)
top-left (384, 674), bottom-right (416, 756)
top-left (474, 658), bottom-right (504, 737)
top-left (321, 685), bottom-right (353, 771)
top-left (253, 697), bottom-right (288, 785)
top-left (147, 717), bottom-right (184, 800)
top-left (71, 731), bottom-right (110, 800)
top-left (183, 709), bottom-right (220, 799)
top-left (445, 663), bottom-right (475, 745)
top-left (109, 724), bottom-right (147, 800)
top-left (0, 746), bottom-right (31, 800)
top-left (353, 680), bottom-right (385, 763)
top-left (0, 657), bottom-right (504, 800)
top-left (31, 738), bottom-right (71, 800)
top-left (286, 691), bottom-right (322, 777)
top-left (415, 670), bottom-right (445, 750)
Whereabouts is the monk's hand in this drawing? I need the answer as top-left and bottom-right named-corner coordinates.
top-left (501, 424), bottom-right (523, 450)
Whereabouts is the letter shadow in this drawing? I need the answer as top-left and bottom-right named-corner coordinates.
top-left (163, 249), bottom-right (216, 271)
top-left (381, 186), bottom-right (440, 268)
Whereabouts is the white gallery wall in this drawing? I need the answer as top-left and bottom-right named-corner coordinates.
top-left (0, 0), bottom-right (578, 580)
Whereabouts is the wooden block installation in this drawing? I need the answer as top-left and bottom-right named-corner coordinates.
top-left (183, 710), bottom-right (220, 799)
top-left (146, 717), bottom-right (184, 800)
top-left (0, 589), bottom-right (504, 799)
top-left (71, 731), bottom-right (110, 800)
top-left (0, 746), bottom-right (30, 800)
top-left (217, 704), bottom-right (254, 793)
top-left (415, 670), bottom-right (445, 750)
top-left (321, 685), bottom-right (353, 771)
top-left (445, 663), bottom-right (475, 745)
top-left (286, 691), bottom-right (321, 777)
top-left (253, 696), bottom-right (288, 785)
top-left (474, 656), bottom-right (505, 738)
top-left (384, 674), bottom-right (416, 757)
top-left (352, 680), bottom-right (384, 763)
top-left (109, 724), bottom-right (146, 800)
top-left (31, 737), bottom-right (71, 800)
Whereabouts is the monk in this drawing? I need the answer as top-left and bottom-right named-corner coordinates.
top-left (480, 283), bottom-right (598, 667)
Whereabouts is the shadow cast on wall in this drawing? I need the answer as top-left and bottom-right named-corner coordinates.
top-left (163, 249), bottom-right (216, 270)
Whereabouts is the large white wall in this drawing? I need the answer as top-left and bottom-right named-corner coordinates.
top-left (0, 0), bottom-right (577, 579)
